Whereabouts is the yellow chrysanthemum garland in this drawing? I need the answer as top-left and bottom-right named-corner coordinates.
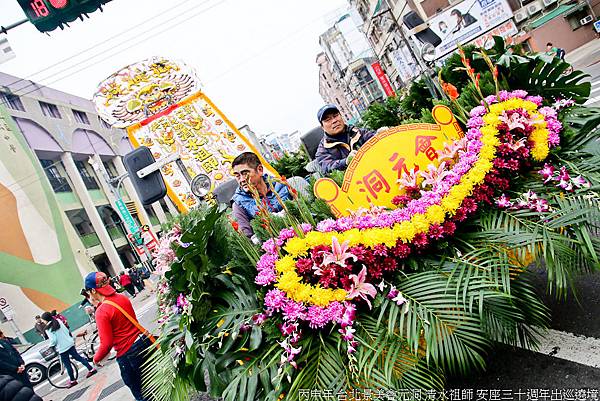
top-left (272, 97), bottom-right (551, 307)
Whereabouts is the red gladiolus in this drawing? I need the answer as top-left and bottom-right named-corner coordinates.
top-left (231, 221), bottom-right (239, 232)
top-left (442, 82), bottom-right (460, 101)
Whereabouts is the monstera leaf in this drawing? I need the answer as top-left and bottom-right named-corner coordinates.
top-left (508, 57), bottom-right (591, 103)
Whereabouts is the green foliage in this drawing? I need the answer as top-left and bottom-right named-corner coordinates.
top-left (270, 150), bottom-right (309, 178)
top-left (439, 44), bottom-right (479, 89)
top-left (506, 56), bottom-right (590, 103)
top-left (360, 96), bottom-right (403, 130)
top-left (400, 79), bottom-right (435, 120)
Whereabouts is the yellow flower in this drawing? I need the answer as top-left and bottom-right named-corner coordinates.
top-left (396, 221), bottom-right (416, 242)
top-left (411, 214), bottom-right (430, 233)
top-left (276, 255), bottom-right (296, 274)
top-left (441, 194), bottom-right (461, 214)
top-left (343, 229), bottom-right (363, 247)
top-left (426, 204), bottom-right (446, 225)
top-left (284, 237), bottom-right (308, 257)
top-left (276, 271), bottom-right (301, 292)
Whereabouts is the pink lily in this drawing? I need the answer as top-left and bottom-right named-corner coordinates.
top-left (398, 167), bottom-right (420, 188)
top-left (420, 162), bottom-right (450, 189)
top-left (321, 237), bottom-right (357, 267)
top-left (346, 266), bottom-right (377, 309)
top-left (499, 112), bottom-right (527, 130)
top-left (438, 138), bottom-right (467, 161)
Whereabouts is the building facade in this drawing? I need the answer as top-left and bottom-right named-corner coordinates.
top-left (0, 71), bottom-right (178, 342)
top-left (318, 7), bottom-right (388, 120)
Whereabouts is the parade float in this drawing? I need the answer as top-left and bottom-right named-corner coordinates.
top-left (95, 41), bottom-right (600, 401)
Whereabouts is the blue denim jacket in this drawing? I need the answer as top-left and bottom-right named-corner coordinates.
top-left (232, 175), bottom-right (291, 237)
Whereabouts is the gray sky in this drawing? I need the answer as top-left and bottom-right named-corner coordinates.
top-left (0, 0), bottom-right (348, 137)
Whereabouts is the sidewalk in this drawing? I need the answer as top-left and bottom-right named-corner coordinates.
top-left (37, 290), bottom-right (156, 401)
top-left (565, 38), bottom-right (600, 69)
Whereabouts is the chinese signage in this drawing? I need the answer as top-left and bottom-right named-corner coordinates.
top-left (92, 57), bottom-right (202, 128)
top-left (94, 57), bottom-right (276, 213)
top-left (127, 230), bottom-right (158, 256)
top-left (115, 199), bottom-right (139, 234)
top-left (371, 62), bottom-right (396, 98)
top-left (314, 106), bottom-right (463, 217)
top-left (427, 0), bottom-right (513, 59)
top-left (127, 91), bottom-right (275, 212)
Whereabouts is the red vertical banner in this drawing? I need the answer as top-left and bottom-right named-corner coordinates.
top-left (371, 62), bottom-right (396, 98)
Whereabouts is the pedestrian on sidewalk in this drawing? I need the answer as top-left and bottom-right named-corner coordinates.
top-left (0, 375), bottom-right (42, 401)
top-left (119, 271), bottom-right (137, 297)
top-left (0, 330), bottom-right (31, 388)
top-left (40, 311), bottom-right (97, 388)
top-left (33, 316), bottom-right (47, 340)
top-left (130, 266), bottom-right (145, 293)
top-left (84, 271), bottom-right (152, 401)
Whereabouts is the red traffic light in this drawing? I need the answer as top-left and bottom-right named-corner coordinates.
top-left (17, 0), bottom-right (112, 32)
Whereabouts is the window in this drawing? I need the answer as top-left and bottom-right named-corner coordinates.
top-left (72, 109), bottom-right (90, 124)
top-left (39, 159), bottom-right (72, 193)
top-left (102, 160), bottom-right (118, 179)
top-left (74, 160), bottom-right (100, 190)
top-left (39, 101), bottom-right (62, 118)
top-left (0, 92), bottom-right (25, 111)
top-left (98, 116), bottom-right (112, 130)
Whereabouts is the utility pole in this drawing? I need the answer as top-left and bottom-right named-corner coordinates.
top-left (381, 0), bottom-right (438, 98)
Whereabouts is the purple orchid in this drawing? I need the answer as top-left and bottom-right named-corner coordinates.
top-left (346, 266), bottom-right (377, 309)
top-left (495, 194), bottom-right (513, 209)
top-left (572, 175), bottom-right (591, 189)
top-left (539, 164), bottom-right (555, 184)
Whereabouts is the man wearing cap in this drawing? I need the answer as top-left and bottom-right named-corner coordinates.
top-left (84, 272), bottom-right (150, 401)
top-left (231, 151), bottom-right (291, 240)
top-left (315, 104), bottom-right (376, 174)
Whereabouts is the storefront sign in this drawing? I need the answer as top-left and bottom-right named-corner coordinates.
top-left (427, 0), bottom-right (514, 59)
top-left (371, 62), bottom-right (396, 97)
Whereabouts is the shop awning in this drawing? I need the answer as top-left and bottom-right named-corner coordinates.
top-left (529, 3), bottom-right (580, 29)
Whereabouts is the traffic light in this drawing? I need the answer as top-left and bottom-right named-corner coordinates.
top-left (17, 0), bottom-right (112, 32)
top-left (122, 146), bottom-right (167, 206)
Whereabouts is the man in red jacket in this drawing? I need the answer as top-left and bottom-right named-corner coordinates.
top-left (84, 271), bottom-right (150, 401)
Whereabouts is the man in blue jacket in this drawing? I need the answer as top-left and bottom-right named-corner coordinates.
top-left (231, 152), bottom-right (291, 239)
top-left (315, 104), bottom-right (376, 174)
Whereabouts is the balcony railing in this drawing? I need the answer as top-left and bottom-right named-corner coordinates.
top-left (80, 232), bottom-right (101, 248)
top-left (47, 176), bottom-right (72, 193)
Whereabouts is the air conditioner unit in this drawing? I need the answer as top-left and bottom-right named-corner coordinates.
top-left (527, 1), bottom-right (544, 15)
top-left (514, 9), bottom-right (529, 22)
top-left (580, 15), bottom-right (594, 24)
top-left (542, 0), bottom-right (557, 7)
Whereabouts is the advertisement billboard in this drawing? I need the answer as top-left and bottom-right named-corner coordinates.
top-left (428, 0), bottom-right (514, 59)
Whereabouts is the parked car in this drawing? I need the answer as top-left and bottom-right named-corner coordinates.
top-left (20, 339), bottom-right (57, 386)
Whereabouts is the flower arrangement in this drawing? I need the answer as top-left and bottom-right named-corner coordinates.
top-left (252, 90), bottom-right (566, 361)
top-left (145, 39), bottom-right (600, 401)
